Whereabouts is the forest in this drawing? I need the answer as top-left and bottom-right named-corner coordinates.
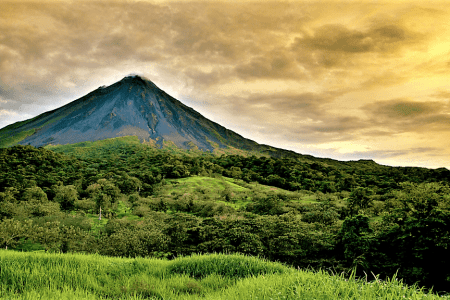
top-left (1, 136), bottom-right (449, 295)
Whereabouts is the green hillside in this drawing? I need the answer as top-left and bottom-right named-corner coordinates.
top-left (156, 176), bottom-right (316, 211)
top-left (45, 135), bottom-right (271, 159)
top-left (1, 138), bottom-right (450, 295)
top-left (0, 107), bottom-right (77, 148)
top-left (1, 250), bottom-right (446, 300)
top-left (0, 128), bottom-right (36, 148)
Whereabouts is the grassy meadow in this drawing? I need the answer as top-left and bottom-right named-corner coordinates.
top-left (1, 250), bottom-right (448, 300)
top-left (157, 176), bottom-right (315, 211)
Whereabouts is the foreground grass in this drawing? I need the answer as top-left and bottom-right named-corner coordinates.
top-left (1, 251), bottom-right (447, 300)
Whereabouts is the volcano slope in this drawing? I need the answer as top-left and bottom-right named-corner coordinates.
top-left (0, 75), bottom-right (303, 159)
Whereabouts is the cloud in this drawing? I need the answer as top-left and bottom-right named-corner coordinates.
top-left (301, 24), bottom-right (400, 53)
top-left (0, 2), bottom-right (173, 114)
top-left (291, 22), bottom-right (424, 72)
top-left (229, 91), bottom-right (337, 118)
top-left (221, 93), bottom-right (450, 147)
top-left (360, 71), bottom-right (409, 89)
top-left (1, 1), bottom-right (450, 168)
top-left (216, 90), bottom-right (370, 145)
top-left (432, 90), bottom-right (450, 99)
top-left (363, 98), bottom-right (450, 133)
top-left (333, 146), bottom-right (442, 161)
top-left (370, 99), bottom-right (440, 118)
top-left (234, 50), bottom-right (307, 80)
top-left (0, 0), bottom-right (437, 102)
top-left (0, 109), bottom-right (17, 116)
top-left (184, 67), bottom-right (233, 87)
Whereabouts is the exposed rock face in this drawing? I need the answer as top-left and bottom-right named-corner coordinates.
top-left (9, 75), bottom-right (265, 152)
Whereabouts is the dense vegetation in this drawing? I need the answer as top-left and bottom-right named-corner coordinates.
top-left (1, 251), bottom-right (447, 299)
top-left (1, 136), bottom-right (449, 296)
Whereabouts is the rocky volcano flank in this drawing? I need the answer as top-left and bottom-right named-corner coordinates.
top-left (1, 75), bottom-right (291, 155)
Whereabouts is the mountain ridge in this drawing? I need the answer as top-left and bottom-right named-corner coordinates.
top-left (4, 75), bottom-right (449, 171)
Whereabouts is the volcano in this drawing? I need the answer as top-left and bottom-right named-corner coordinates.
top-left (0, 75), bottom-right (301, 157)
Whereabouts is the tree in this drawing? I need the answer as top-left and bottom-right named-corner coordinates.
top-left (164, 213), bottom-right (201, 256)
top-left (0, 218), bottom-right (32, 249)
top-left (22, 186), bottom-right (48, 204)
top-left (228, 166), bottom-right (242, 179)
top-left (301, 202), bottom-right (340, 226)
top-left (157, 199), bottom-right (167, 212)
top-left (226, 226), bottom-right (265, 256)
top-left (30, 220), bottom-right (61, 252)
top-left (220, 184), bottom-right (233, 202)
top-left (119, 176), bottom-right (142, 194)
top-left (59, 225), bottom-right (88, 253)
top-left (22, 186), bottom-right (60, 217)
top-left (347, 187), bottom-right (373, 216)
top-left (74, 198), bottom-right (96, 213)
top-left (0, 187), bottom-right (18, 203)
top-left (338, 215), bottom-right (373, 270)
top-left (53, 184), bottom-right (78, 210)
top-left (376, 182), bottom-right (450, 291)
top-left (87, 179), bottom-right (120, 211)
top-left (0, 187), bottom-right (20, 218)
top-left (247, 194), bottom-right (286, 216)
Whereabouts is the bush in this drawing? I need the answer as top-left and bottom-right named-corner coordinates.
top-left (300, 203), bottom-right (340, 225)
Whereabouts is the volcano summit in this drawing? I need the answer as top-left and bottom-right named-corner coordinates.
top-left (0, 75), bottom-right (295, 157)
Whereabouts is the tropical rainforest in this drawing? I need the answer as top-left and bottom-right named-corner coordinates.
top-left (1, 136), bottom-right (449, 295)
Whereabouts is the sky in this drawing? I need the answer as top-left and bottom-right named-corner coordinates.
top-left (1, 0), bottom-right (450, 169)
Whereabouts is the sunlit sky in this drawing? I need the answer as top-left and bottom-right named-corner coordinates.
top-left (1, 1), bottom-right (450, 169)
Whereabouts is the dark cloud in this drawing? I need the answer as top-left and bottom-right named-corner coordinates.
top-left (167, 2), bottom-right (294, 61)
top-left (297, 23), bottom-right (418, 54)
top-left (363, 98), bottom-right (450, 133)
top-left (432, 90), bottom-right (450, 99)
top-left (410, 147), bottom-right (442, 154)
top-left (161, 2), bottom-right (313, 82)
top-left (360, 71), bottom-right (408, 89)
top-left (0, 1), bottom-right (171, 65)
top-left (300, 25), bottom-right (374, 53)
top-left (230, 91), bottom-right (337, 118)
top-left (219, 92), bottom-right (450, 146)
top-left (291, 22), bottom-right (424, 75)
top-left (234, 50), bottom-right (306, 80)
top-left (0, 0), bottom-right (430, 105)
top-left (371, 99), bottom-right (440, 118)
top-left (279, 115), bottom-right (368, 144)
top-left (1, 1), bottom-right (300, 105)
top-left (307, 116), bottom-right (364, 133)
top-left (0, 1), bottom-right (174, 117)
top-left (218, 90), bottom-right (370, 144)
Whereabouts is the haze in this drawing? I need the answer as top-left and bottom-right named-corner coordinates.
top-left (1, 0), bottom-right (450, 169)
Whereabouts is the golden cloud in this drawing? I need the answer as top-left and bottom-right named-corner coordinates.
top-left (2, 1), bottom-right (450, 167)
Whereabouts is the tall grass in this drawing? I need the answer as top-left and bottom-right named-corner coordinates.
top-left (168, 253), bottom-right (290, 279)
top-left (1, 250), bottom-right (448, 299)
